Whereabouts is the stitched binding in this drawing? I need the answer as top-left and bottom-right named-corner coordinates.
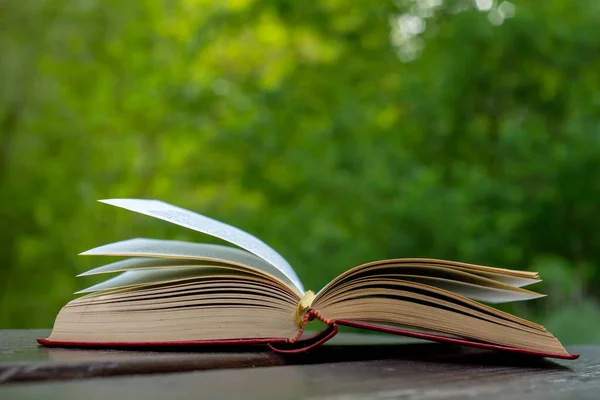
top-left (268, 323), bottom-right (338, 354)
top-left (268, 308), bottom-right (336, 353)
top-left (289, 309), bottom-right (333, 343)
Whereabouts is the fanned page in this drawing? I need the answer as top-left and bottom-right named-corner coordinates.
top-left (79, 238), bottom-right (299, 292)
top-left (97, 199), bottom-right (304, 293)
top-left (315, 263), bottom-right (544, 304)
top-left (75, 266), bottom-right (281, 294)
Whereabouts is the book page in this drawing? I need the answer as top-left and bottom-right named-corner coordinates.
top-left (357, 275), bottom-right (544, 303)
top-left (317, 259), bottom-right (540, 297)
top-left (76, 266), bottom-right (258, 294)
top-left (79, 239), bottom-right (298, 291)
top-left (97, 199), bottom-right (304, 293)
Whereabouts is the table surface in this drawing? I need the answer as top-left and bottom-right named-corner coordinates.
top-left (0, 330), bottom-right (598, 400)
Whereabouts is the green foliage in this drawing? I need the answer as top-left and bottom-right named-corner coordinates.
top-left (1, 0), bottom-right (599, 343)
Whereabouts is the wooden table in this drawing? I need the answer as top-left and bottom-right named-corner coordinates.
top-left (0, 330), bottom-right (597, 399)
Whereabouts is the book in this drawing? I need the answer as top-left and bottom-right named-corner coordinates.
top-left (39, 199), bottom-right (578, 360)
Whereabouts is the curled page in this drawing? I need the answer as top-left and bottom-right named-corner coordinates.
top-left (79, 238), bottom-right (299, 291)
top-left (98, 199), bottom-right (304, 293)
top-left (378, 275), bottom-right (545, 303)
top-left (75, 266), bottom-right (256, 294)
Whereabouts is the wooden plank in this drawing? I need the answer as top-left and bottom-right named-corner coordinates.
top-left (1, 330), bottom-right (597, 399)
top-left (0, 329), bottom-right (424, 383)
top-left (1, 345), bottom-right (598, 399)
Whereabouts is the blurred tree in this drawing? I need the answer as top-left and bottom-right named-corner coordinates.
top-left (0, 0), bottom-right (599, 343)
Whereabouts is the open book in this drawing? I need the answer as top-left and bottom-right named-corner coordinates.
top-left (39, 199), bottom-right (577, 360)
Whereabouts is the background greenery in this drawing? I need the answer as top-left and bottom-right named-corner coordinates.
top-left (1, 0), bottom-right (599, 344)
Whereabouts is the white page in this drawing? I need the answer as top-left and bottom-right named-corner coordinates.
top-left (76, 266), bottom-right (252, 294)
top-left (79, 257), bottom-right (207, 275)
top-left (97, 199), bottom-right (304, 293)
top-left (79, 239), bottom-right (298, 291)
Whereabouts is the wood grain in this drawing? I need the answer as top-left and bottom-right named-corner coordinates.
top-left (0, 329), bottom-right (424, 383)
top-left (1, 330), bottom-right (597, 399)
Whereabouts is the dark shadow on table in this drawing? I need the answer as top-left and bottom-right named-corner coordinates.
top-left (42, 341), bottom-right (569, 369)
